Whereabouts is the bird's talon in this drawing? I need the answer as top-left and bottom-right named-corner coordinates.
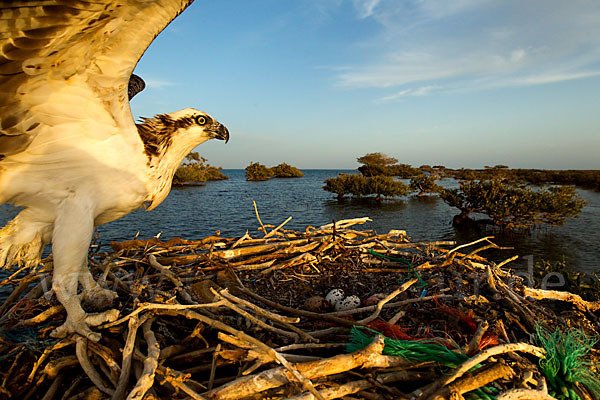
top-left (49, 309), bottom-right (119, 342)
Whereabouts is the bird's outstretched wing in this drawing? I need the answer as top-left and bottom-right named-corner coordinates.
top-left (0, 0), bottom-right (193, 156)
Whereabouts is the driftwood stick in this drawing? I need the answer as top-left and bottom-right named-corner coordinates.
top-left (218, 288), bottom-right (316, 342)
top-left (147, 255), bottom-right (182, 288)
top-left (238, 287), bottom-right (356, 327)
top-left (168, 347), bottom-right (217, 363)
top-left (240, 286), bottom-right (453, 325)
top-left (28, 339), bottom-right (74, 383)
top-left (126, 318), bottom-right (159, 400)
top-left (429, 362), bottom-right (515, 400)
top-left (0, 264), bottom-right (31, 288)
top-left (495, 389), bottom-right (558, 400)
top-left (95, 250), bottom-right (124, 286)
top-left (447, 237), bottom-right (494, 256)
top-left (261, 253), bottom-right (317, 275)
top-left (156, 367), bottom-right (206, 400)
top-left (1, 350), bottom-right (23, 391)
top-left (217, 332), bottom-right (276, 371)
top-left (288, 370), bottom-right (435, 400)
top-left (230, 231), bottom-right (251, 249)
top-left (523, 287), bottom-right (600, 312)
top-left (203, 335), bottom-right (408, 400)
top-left (159, 344), bottom-right (187, 360)
top-left (43, 355), bottom-right (79, 379)
top-left (316, 217), bottom-right (372, 231)
top-left (153, 306), bottom-right (335, 400)
top-left (492, 273), bottom-right (537, 331)
top-left (22, 373), bottom-right (48, 400)
top-left (75, 337), bottom-right (114, 396)
top-left (227, 325), bottom-right (325, 399)
top-left (0, 272), bottom-right (39, 318)
top-left (327, 294), bottom-right (455, 318)
top-left (357, 278), bottom-right (417, 324)
top-left (87, 341), bottom-right (121, 386)
top-left (465, 320), bottom-right (489, 355)
top-left (486, 264), bottom-right (499, 293)
top-left (218, 288), bottom-right (299, 324)
top-left (40, 372), bottom-right (64, 400)
top-left (387, 309), bottom-right (406, 325)
top-left (147, 255), bottom-right (195, 303)
top-left (573, 383), bottom-right (594, 400)
top-left (208, 343), bottom-right (221, 390)
top-left (210, 288), bottom-right (300, 341)
top-left (112, 314), bottom-right (145, 400)
top-left (460, 243), bottom-right (512, 261)
top-left (419, 343), bottom-right (545, 399)
top-left (264, 216), bottom-right (293, 239)
top-left (103, 300), bottom-right (226, 328)
top-left (276, 343), bottom-right (347, 352)
top-left (253, 200), bottom-right (267, 235)
top-left (213, 239), bottom-right (309, 261)
top-left (20, 305), bottom-right (65, 326)
top-left (68, 386), bottom-right (103, 400)
top-left (496, 255), bottom-right (519, 269)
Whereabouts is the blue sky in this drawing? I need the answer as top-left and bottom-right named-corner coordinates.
top-left (131, 0), bottom-right (600, 169)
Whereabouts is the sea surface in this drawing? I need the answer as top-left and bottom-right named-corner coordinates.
top-left (1, 169), bottom-right (599, 277)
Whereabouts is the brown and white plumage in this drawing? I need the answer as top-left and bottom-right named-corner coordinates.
top-left (0, 0), bottom-right (229, 341)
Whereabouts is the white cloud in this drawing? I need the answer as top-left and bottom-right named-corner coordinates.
top-left (377, 89), bottom-right (411, 102)
top-left (416, 0), bottom-right (489, 20)
top-left (503, 71), bottom-right (600, 87)
top-left (340, 48), bottom-right (531, 88)
top-left (353, 0), bottom-right (381, 18)
top-left (336, 1), bottom-right (600, 95)
top-left (510, 49), bottom-right (526, 63)
top-left (143, 78), bottom-right (177, 90)
top-left (376, 85), bottom-right (439, 102)
top-left (412, 85), bottom-right (439, 96)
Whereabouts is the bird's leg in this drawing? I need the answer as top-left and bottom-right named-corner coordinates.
top-left (79, 260), bottom-right (116, 311)
top-left (49, 197), bottom-right (118, 342)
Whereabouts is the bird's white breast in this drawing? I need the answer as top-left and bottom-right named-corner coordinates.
top-left (0, 76), bottom-right (151, 227)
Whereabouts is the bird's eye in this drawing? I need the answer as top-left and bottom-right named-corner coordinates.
top-left (195, 116), bottom-right (207, 125)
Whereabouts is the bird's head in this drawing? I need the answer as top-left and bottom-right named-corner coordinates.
top-left (137, 108), bottom-right (229, 159)
top-left (163, 108), bottom-right (229, 144)
top-left (139, 108), bottom-right (230, 210)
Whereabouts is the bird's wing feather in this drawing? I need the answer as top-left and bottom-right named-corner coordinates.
top-left (0, 0), bottom-right (193, 155)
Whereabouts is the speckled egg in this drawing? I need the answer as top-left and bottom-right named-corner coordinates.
top-left (303, 296), bottom-right (330, 313)
top-left (363, 293), bottom-right (387, 306)
top-left (334, 295), bottom-right (361, 311)
top-left (325, 289), bottom-right (345, 307)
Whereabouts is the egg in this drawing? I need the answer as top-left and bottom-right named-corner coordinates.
top-left (334, 295), bottom-right (361, 311)
top-left (325, 289), bottom-right (345, 307)
top-left (303, 296), bottom-right (330, 313)
top-left (363, 293), bottom-right (387, 306)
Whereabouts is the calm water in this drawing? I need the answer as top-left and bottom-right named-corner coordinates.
top-left (1, 170), bottom-right (599, 275)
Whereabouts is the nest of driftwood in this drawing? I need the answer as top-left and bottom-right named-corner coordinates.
top-left (0, 211), bottom-right (599, 400)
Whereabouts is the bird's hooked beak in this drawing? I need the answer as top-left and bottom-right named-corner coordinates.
top-left (211, 123), bottom-right (229, 143)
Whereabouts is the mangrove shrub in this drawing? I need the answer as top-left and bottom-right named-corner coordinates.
top-left (323, 173), bottom-right (409, 200)
top-left (439, 179), bottom-right (587, 230)
top-left (271, 163), bottom-right (304, 178)
top-left (173, 153), bottom-right (228, 184)
top-left (245, 162), bottom-right (274, 181)
top-left (410, 174), bottom-right (440, 196)
top-left (245, 162), bottom-right (304, 181)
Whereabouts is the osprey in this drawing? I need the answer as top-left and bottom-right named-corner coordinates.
top-left (0, 0), bottom-right (229, 341)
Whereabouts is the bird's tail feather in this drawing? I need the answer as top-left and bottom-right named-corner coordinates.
top-left (0, 215), bottom-right (47, 270)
